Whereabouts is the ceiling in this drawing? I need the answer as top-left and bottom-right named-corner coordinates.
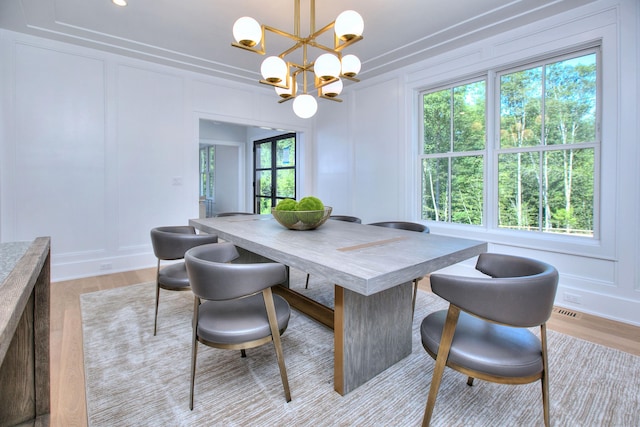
top-left (1, 0), bottom-right (597, 87)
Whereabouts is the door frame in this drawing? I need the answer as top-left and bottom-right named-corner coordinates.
top-left (200, 138), bottom-right (246, 213)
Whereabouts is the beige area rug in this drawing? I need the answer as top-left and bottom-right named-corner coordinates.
top-left (81, 269), bottom-right (640, 426)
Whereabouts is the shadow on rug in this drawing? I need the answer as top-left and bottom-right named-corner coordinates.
top-left (81, 270), bottom-right (640, 426)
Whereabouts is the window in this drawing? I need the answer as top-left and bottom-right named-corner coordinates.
top-left (254, 133), bottom-right (296, 214)
top-left (421, 80), bottom-right (486, 225)
top-left (420, 49), bottom-right (599, 238)
top-left (199, 145), bottom-right (215, 199)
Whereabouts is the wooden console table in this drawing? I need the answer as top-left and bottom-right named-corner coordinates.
top-left (0, 237), bottom-right (51, 426)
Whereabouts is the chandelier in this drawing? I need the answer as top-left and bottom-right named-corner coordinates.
top-left (231, 0), bottom-right (364, 119)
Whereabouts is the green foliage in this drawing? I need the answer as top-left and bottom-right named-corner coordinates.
top-left (421, 52), bottom-right (596, 236)
top-left (421, 80), bottom-right (486, 225)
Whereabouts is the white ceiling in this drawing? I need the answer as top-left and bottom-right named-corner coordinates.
top-left (1, 0), bottom-right (597, 86)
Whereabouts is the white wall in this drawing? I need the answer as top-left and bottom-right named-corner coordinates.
top-left (0, 30), bottom-right (312, 280)
top-left (314, 0), bottom-right (640, 325)
top-left (0, 0), bottom-right (638, 326)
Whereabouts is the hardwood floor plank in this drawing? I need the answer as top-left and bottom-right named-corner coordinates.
top-left (50, 268), bottom-right (155, 427)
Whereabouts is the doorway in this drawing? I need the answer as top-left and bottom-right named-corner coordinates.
top-left (253, 133), bottom-right (297, 214)
top-left (199, 142), bottom-right (244, 217)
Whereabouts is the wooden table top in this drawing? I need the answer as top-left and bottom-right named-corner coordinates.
top-left (190, 215), bottom-right (487, 296)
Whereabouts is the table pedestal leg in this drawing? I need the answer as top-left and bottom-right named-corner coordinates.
top-left (233, 246), bottom-right (414, 395)
top-left (334, 282), bottom-right (413, 395)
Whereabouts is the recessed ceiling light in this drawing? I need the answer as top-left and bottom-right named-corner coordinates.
top-left (112, 0), bottom-right (127, 6)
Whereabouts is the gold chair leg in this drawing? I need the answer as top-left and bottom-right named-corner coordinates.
top-left (189, 297), bottom-right (200, 410)
top-left (422, 305), bottom-right (460, 427)
top-left (540, 323), bottom-right (550, 427)
top-left (263, 288), bottom-right (291, 402)
top-left (154, 288), bottom-right (160, 336)
top-left (154, 261), bottom-right (161, 336)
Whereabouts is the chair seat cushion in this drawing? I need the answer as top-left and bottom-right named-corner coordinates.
top-left (197, 293), bottom-right (290, 345)
top-left (158, 262), bottom-right (190, 290)
top-left (421, 310), bottom-right (543, 378)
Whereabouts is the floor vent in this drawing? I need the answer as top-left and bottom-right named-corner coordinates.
top-left (553, 307), bottom-right (581, 318)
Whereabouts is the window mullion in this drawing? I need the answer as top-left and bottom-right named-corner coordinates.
top-left (448, 89), bottom-right (454, 223)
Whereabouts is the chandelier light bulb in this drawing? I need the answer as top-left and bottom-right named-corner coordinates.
top-left (314, 53), bottom-right (341, 81)
top-left (261, 56), bottom-right (288, 83)
top-left (334, 10), bottom-right (364, 41)
top-left (233, 17), bottom-right (262, 47)
top-left (231, 3), bottom-right (364, 118)
top-left (112, 0), bottom-right (127, 6)
top-left (341, 54), bottom-right (361, 77)
top-left (275, 80), bottom-right (297, 99)
top-left (292, 94), bottom-right (318, 119)
top-left (322, 78), bottom-right (343, 98)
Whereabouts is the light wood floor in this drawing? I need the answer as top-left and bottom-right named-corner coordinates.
top-left (50, 270), bottom-right (640, 427)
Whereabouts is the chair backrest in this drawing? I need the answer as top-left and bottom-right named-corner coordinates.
top-left (150, 226), bottom-right (218, 261)
top-left (185, 242), bottom-right (287, 301)
top-left (329, 215), bottom-right (362, 223)
top-left (430, 253), bottom-right (559, 327)
top-left (215, 212), bottom-right (255, 217)
top-left (369, 221), bottom-right (429, 233)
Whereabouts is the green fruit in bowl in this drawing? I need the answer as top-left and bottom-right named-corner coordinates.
top-left (296, 196), bottom-right (325, 224)
top-left (275, 198), bottom-right (298, 211)
top-left (274, 198), bottom-right (299, 226)
top-left (296, 196), bottom-right (323, 211)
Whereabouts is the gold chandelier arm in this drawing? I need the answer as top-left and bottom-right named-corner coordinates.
top-left (287, 61), bottom-right (311, 72)
top-left (310, 21), bottom-right (334, 40)
top-left (295, 0), bottom-right (301, 36)
top-left (231, 42), bottom-right (265, 55)
top-left (263, 25), bottom-right (303, 43)
top-left (302, 42), bottom-right (309, 94)
top-left (306, 40), bottom-right (341, 55)
top-left (319, 94), bottom-right (343, 102)
top-left (259, 79), bottom-right (289, 89)
top-left (334, 35), bottom-right (363, 52)
top-left (340, 74), bottom-right (360, 83)
top-left (279, 41), bottom-right (304, 59)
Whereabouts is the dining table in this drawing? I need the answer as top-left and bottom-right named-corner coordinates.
top-left (190, 214), bottom-right (487, 395)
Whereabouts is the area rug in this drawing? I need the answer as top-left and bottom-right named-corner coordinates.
top-left (81, 269), bottom-right (640, 426)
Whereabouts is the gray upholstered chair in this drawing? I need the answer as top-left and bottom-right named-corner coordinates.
top-left (329, 215), bottom-right (362, 223)
top-left (215, 212), bottom-right (255, 217)
top-left (420, 253), bottom-right (559, 427)
top-left (149, 226), bottom-right (218, 335)
top-left (369, 221), bottom-right (430, 314)
top-left (185, 242), bottom-right (291, 409)
top-left (304, 215), bottom-right (363, 289)
top-left (369, 221), bottom-right (429, 234)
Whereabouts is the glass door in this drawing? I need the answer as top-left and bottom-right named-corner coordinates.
top-left (254, 133), bottom-right (296, 214)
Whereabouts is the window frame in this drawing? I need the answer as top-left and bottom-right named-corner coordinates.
top-left (417, 45), bottom-right (602, 248)
top-left (199, 144), bottom-right (215, 200)
top-left (253, 132), bottom-right (297, 214)
top-left (419, 76), bottom-right (488, 226)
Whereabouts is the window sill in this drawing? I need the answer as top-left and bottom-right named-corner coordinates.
top-left (424, 222), bottom-right (614, 262)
